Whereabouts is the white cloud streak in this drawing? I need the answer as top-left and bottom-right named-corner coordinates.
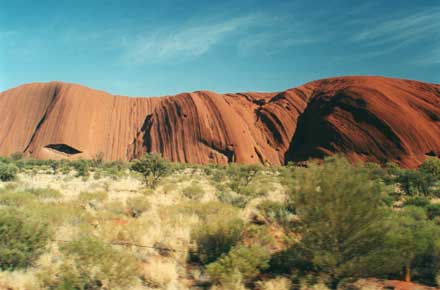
top-left (123, 15), bottom-right (258, 64)
top-left (352, 7), bottom-right (440, 54)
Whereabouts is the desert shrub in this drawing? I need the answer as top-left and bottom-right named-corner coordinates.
top-left (125, 196), bottom-right (151, 218)
top-left (0, 209), bottom-right (51, 270)
top-left (182, 182), bottom-right (204, 200)
top-left (104, 200), bottom-right (127, 217)
top-left (397, 158), bottom-right (440, 196)
top-left (385, 206), bottom-right (440, 284)
top-left (226, 164), bottom-right (261, 194)
top-left (191, 211), bottom-right (244, 264)
top-left (255, 277), bottom-right (292, 290)
top-left (28, 202), bottom-right (88, 227)
top-left (240, 224), bottom-right (275, 248)
top-left (51, 236), bottom-right (140, 289)
top-left (9, 152), bottom-right (24, 161)
top-left (206, 245), bottom-right (270, 285)
top-left (27, 187), bottom-right (62, 199)
top-left (268, 244), bottom-right (315, 275)
top-left (403, 196), bottom-right (431, 208)
top-left (71, 159), bottom-right (90, 177)
top-left (257, 200), bottom-right (295, 228)
top-left (174, 201), bottom-right (238, 221)
top-left (427, 204), bottom-right (440, 220)
top-left (0, 162), bottom-right (18, 181)
top-left (0, 191), bottom-right (36, 207)
top-left (131, 153), bottom-right (170, 188)
top-left (217, 190), bottom-right (249, 208)
top-left (78, 191), bottom-right (108, 203)
top-left (91, 151), bottom-right (105, 168)
top-left (290, 157), bottom-right (393, 288)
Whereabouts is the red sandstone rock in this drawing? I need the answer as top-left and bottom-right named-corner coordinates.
top-left (0, 76), bottom-right (439, 167)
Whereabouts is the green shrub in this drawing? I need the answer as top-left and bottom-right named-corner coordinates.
top-left (206, 245), bottom-right (270, 285)
top-left (386, 206), bottom-right (440, 283)
top-left (216, 190), bottom-right (249, 208)
top-left (125, 196), bottom-right (151, 218)
top-left (226, 164), bottom-right (261, 194)
top-left (182, 182), bottom-right (205, 200)
top-left (291, 157), bottom-right (392, 288)
top-left (191, 213), bottom-right (244, 264)
top-left (53, 236), bottom-right (140, 289)
top-left (257, 200), bottom-right (295, 228)
top-left (0, 209), bottom-right (51, 270)
top-left (0, 162), bottom-right (18, 181)
top-left (427, 204), bottom-right (440, 220)
top-left (71, 159), bottom-right (90, 177)
top-left (404, 196), bottom-right (431, 208)
top-left (131, 153), bottom-right (170, 188)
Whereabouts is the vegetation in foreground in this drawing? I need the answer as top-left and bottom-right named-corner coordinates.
top-left (0, 153), bottom-right (439, 290)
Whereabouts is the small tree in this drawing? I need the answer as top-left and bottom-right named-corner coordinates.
top-left (291, 157), bottom-right (391, 289)
top-left (386, 206), bottom-right (440, 283)
top-left (131, 153), bottom-right (170, 188)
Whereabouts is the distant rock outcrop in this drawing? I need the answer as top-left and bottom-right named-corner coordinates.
top-left (0, 76), bottom-right (439, 167)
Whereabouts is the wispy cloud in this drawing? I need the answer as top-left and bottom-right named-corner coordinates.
top-left (352, 7), bottom-right (440, 56)
top-left (417, 47), bottom-right (440, 65)
top-left (122, 15), bottom-right (259, 64)
top-left (238, 29), bottom-right (319, 56)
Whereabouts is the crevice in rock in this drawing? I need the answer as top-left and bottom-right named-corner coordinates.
top-left (23, 85), bottom-right (59, 153)
top-left (45, 144), bottom-right (82, 155)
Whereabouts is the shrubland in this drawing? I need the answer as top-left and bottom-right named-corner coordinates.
top-left (0, 153), bottom-right (439, 289)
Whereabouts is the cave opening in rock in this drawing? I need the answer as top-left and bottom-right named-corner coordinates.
top-left (45, 144), bottom-right (82, 155)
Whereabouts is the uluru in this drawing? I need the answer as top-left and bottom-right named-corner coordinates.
top-left (0, 76), bottom-right (439, 168)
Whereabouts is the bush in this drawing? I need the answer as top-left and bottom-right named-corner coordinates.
top-left (427, 204), bottom-right (440, 220)
top-left (131, 153), bottom-right (170, 188)
top-left (217, 190), bottom-right (249, 208)
top-left (52, 236), bottom-right (140, 289)
top-left (291, 157), bottom-right (392, 288)
top-left (0, 209), bottom-right (51, 270)
top-left (125, 196), bottom-right (151, 218)
top-left (71, 159), bottom-right (90, 177)
top-left (257, 200), bottom-right (295, 228)
top-left (226, 164), bottom-right (261, 194)
top-left (0, 191), bottom-right (36, 207)
top-left (0, 162), bottom-right (18, 181)
top-left (386, 206), bottom-right (440, 283)
top-left (27, 187), bottom-right (62, 199)
top-left (206, 245), bottom-right (270, 285)
top-left (78, 191), bottom-right (108, 203)
top-left (191, 214), bottom-right (244, 264)
top-left (404, 196), bottom-right (431, 208)
top-left (182, 182), bottom-right (204, 200)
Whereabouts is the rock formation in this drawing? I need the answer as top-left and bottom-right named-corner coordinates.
top-left (0, 76), bottom-right (439, 167)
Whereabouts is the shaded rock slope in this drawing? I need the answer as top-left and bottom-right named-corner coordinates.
top-left (0, 76), bottom-right (439, 167)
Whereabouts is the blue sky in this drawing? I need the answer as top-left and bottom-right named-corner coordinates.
top-left (1, 0), bottom-right (439, 96)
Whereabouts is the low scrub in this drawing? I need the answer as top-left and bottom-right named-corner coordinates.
top-left (125, 196), bottom-right (151, 218)
top-left (0, 209), bottom-right (51, 270)
top-left (191, 206), bottom-right (244, 264)
top-left (46, 236), bottom-right (140, 289)
top-left (206, 245), bottom-right (270, 286)
top-left (0, 162), bottom-right (18, 181)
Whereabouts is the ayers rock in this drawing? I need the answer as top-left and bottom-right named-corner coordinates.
top-left (0, 76), bottom-right (439, 167)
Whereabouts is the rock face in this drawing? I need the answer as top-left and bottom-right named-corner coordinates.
top-left (0, 76), bottom-right (439, 167)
